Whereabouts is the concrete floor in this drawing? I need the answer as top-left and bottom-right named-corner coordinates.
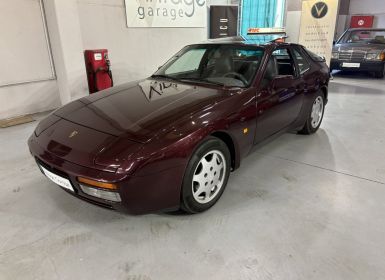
top-left (1, 72), bottom-right (385, 280)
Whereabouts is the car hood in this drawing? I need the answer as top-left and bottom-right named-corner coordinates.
top-left (334, 43), bottom-right (385, 52)
top-left (54, 78), bottom-right (228, 143)
top-left (36, 78), bottom-right (230, 171)
top-left (35, 117), bottom-right (141, 172)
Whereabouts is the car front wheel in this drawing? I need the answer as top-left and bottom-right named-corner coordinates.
top-left (299, 91), bottom-right (325, 135)
top-left (181, 137), bottom-right (231, 213)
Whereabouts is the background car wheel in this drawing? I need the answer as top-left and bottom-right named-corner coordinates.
top-left (374, 65), bottom-right (385, 79)
top-left (299, 91), bottom-right (325, 135)
top-left (181, 137), bottom-right (231, 214)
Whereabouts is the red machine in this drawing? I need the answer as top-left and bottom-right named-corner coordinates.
top-left (350, 15), bottom-right (374, 28)
top-left (84, 49), bottom-right (113, 94)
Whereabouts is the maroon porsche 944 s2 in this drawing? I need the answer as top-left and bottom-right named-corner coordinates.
top-left (28, 37), bottom-right (329, 214)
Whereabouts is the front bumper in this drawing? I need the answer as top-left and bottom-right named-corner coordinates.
top-left (28, 135), bottom-right (184, 214)
top-left (330, 59), bottom-right (385, 72)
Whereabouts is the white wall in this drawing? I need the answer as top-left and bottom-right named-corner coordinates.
top-left (0, 0), bottom-right (61, 120)
top-left (349, 0), bottom-right (385, 28)
top-left (1, 0), bottom-right (224, 120)
top-left (286, 11), bottom-right (302, 43)
top-left (336, 15), bottom-right (348, 38)
top-left (349, 0), bottom-right (385, 14)
top-left (0, 81), bottom-right (60, 120)
top-left (208, 0), bottom-right (235, 5)
top-left (43, 0), bottom-right (88, 103)
top-left (77, 0), bottom-right (209, 85)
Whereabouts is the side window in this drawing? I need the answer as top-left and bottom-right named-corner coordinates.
top-left (292, 48), bottom-right (311, 74)
top-left (261, 56), bottom-right (279, 88)
top-left (165, 49), bottom-right (206, 75)
top-left (272, 48), bottom-right (296, 76)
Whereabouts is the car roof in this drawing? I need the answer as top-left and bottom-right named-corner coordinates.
top-left (199, 36), bottom-right (300, 48)
top-left (347, 28), bottom-right (385, 32)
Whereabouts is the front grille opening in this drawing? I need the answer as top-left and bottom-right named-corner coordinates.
top-left (339, 51), bottom-right (366, 61)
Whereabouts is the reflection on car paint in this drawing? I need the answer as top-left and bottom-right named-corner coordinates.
top-left (278, 91), bottom-right (296, 102)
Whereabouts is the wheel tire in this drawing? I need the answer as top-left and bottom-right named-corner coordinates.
top-left (181, 137), bottom-right (231, 214)
top-left (374, 65), bottom-right (385, 79)
top-left (299, 91), bottom-right (325, 135)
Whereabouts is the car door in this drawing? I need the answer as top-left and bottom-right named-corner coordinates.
top-left (254, 46), bottom-right (305, 144)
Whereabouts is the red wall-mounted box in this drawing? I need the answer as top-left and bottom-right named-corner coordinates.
top-left (350, 15), bottom-right (374, 28)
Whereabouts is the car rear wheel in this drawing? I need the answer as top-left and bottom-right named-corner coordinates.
top-left (181, 137), bottom-right (231, 213)
top-left (374, 65), bottom-right (385, 79)
top-left (299, 91), bottom-right (325, 135)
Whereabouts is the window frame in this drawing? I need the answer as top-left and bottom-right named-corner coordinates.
top-left (291, 46), bottom-right (312, 76)
top-left (154, 44), bottom-right (266, 88)
top-left (271, 46), bottom-right (299, 78)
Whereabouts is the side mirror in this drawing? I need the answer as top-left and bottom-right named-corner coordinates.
top-left (271, 75), bottom-right (293, 90)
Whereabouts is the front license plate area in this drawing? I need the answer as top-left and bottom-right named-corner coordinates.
top-left (40, 165), bottom-right (74, 192)
top-left (342, 62), bottom-right (360, 68)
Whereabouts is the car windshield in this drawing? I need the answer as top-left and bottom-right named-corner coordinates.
top-left (338, 30), bottom-right (385, 44)
top-left (153, 44), bottom-right (265, 87)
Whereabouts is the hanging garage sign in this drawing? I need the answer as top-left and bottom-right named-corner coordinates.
top-left (125, 0), bottom-right (207, 28)
top-left (298, 0), bottom-right (339, 66)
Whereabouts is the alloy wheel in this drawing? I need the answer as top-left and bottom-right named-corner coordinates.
top-left (310, 96), bottom-right (324, 128)
top-left (192, 150), bottom-right (226, 204)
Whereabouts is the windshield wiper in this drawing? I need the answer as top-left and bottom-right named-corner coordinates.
top-left (152, 75), bottom-right (228, 87)
top-left (178, 77), bottom-right (226, 86)
top-left (151, 74), bottom-right (180, 81)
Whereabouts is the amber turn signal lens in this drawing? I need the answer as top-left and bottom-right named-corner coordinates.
top-left (380, 52), bottom-right (385, 61)
top-left (77, 177), bottom-right (117, 190)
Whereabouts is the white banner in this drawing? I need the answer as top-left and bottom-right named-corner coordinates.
top-left (298, 0), bottom-right (339, 65)
top-left (125, 0), bottom-right (207, 28)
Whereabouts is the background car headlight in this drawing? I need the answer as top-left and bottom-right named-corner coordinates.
top-left (332, 52), bottom-right (339, 59)
top-left (365, 52), bottom-right (385, 61)
top-left (365, 53), bottom-right (381, 60)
